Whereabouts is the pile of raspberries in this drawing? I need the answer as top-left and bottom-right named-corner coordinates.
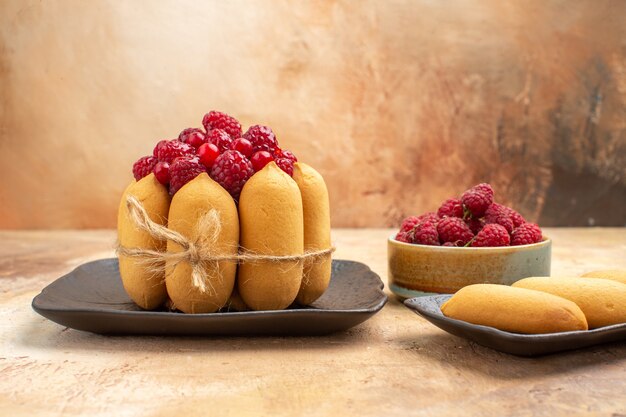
top-left (395, 183), bottom-right (543, 247)
top-left (131, 111), bottom-right (297, 200)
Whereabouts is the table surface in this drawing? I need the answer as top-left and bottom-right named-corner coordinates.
top-left (1, 228), bottom-right (625, 417)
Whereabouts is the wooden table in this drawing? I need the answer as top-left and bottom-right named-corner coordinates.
top-left (1, 229), bottom-right (625, 416)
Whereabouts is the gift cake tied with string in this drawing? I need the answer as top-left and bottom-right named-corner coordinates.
top-left (116, 111), bottom-right (333, 313)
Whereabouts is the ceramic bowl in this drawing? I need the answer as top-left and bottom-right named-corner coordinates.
top-left (388, 235), bottom-right (551, 299)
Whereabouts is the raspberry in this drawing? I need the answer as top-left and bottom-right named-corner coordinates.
top-left (132, 156), bottom-right (158, 181)
top-left (206, 128), bottom-right (234, 153)
top-left (202, 111), bottom-right (242, 139)
top-left (461, 187), bottom-right (493, 217)
top-left (484, 203), bottom-right (506, 219)
top-left (275, 148), bottom-right (298, 163)
top-left (471, 224), bottom-right (510, 247)
top-left (399, 216), bottom-right (420, 233)
top-left (417, 212), bottom-right (439, 226)
top-left (169, 156), bottom-right (206, 195)
top-left (484, 204), bottom-right (514, 233)
top-left (509, 210), bottom-right (526, 228)
top-left (488, 214), bottom-right (514, 234)
top-left (442, 242), bottom-right (457, 247)
top-left (243, 125), bottom-right (279, 154)
top-left (437, 217), bottom-right (474, 246)
top-left (274, 149), bottom-right (298, 175)
top-left (511, 223), bottom-right (543, 246)
top-left (178, 127), bottom-right (205, 142)
top-left (210, 150), bottom-right (254, 200)
top-left (282, 150), bottom-right (297, 162)
top-left (437, 198), bottom-right (463, 218)
top-left (275, 157), bottom-right (295, 176)
top-left (410, 222), bottom-right (439, 246)
top-left (502, 205), bottom-right (526, 227)
top-left (153, 139), bottom-right (168, 157)
top-left (395, 231), bottom-right (411, 243)
top-left (398, 213), bottom-right (439, 237)
top-left (473, 183), bottom-right (494, 199)
top-left (155, 140), bottom-right (195, 164)
top-left (465, 217), bottom-right (485, 234)
top-left (184, 131), bottom-right (207, 148)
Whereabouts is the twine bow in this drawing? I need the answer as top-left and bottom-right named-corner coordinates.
top-left (116, 195), bottom-right (335, 294)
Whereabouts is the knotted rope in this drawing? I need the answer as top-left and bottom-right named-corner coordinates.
top-left (115, 195), bottom-right (335, 294)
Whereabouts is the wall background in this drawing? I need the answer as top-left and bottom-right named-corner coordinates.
top-left (1, 0), bottom-right (625, 229)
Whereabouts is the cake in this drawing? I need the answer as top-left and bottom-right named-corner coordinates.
top-left (117, 110), bottom-right (333, 312)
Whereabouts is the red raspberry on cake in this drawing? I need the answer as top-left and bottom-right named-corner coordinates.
top-left (169, 156), bottom-right (206, 195)
top-left (153, 140), bottom-right (168, 157)
top-left (273, 148), bottom-right (298, 176)
top-left (511, 223), bottom-right (543, 246)
top-left (155, 140), bottom-right (195, 164)
top-left (471, 224), bottom-right (510, 247)
top-left (410, 222), bottom-right (440, 246)
top-left (243, 125), bottom-right (279, 154)
top-left (437, 198), bottom-right (463, 218)
top-left (206, 128), bottom-right (234, 153)
top-left (210, 150), bottom-right (255, 200)
top-left (275, 157), bottom-right (295, 176)
top-left (180, 130), bottom-right (207, 149)
top-left (283, 150), bottom-right (297, 162)
top-left (202, 111), bottom-right (242, 139)
top-left (461, 183), bottom-right (494, 217)
top-left (178, 127), bottom-right (204, 141)
top-left (132, 156), bottom-right (158, 181)
top-left (437, 217), bottom-right (474, 246)
top-left (275, 149), bottom-right (298, 163)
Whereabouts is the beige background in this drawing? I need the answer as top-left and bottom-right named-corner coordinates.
top-left (1, 0), bottom-right (625, 229)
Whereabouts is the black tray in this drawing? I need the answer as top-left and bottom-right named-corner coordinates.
top-left (404, 295), bottom-right (626, 356)
top-left (32, 258), bottom-right (387, 336)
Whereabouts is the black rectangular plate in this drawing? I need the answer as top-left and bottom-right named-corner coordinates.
top-left (404, 295), bottom-right (626, 356)
top-left (32, 258), bottom-right (387, 336)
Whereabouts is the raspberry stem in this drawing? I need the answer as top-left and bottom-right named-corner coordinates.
top-left (462, 206), bottom-right (472, 221)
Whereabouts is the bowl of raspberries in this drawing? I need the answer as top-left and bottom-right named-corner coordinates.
top-left (388, 183), bottom-right (551, 299)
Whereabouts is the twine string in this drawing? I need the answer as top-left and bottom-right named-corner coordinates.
top-left (116, 195), bottom-right (335, 294)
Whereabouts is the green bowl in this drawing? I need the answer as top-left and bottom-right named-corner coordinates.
top-left (388, 235), bottom-right (551, 299)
